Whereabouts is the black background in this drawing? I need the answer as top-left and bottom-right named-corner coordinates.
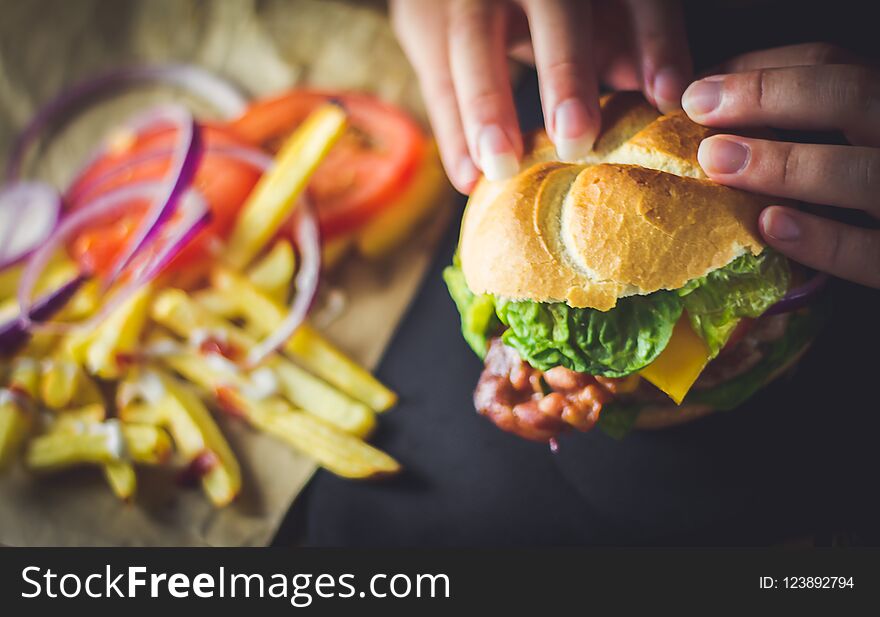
top-left (281, 0), bottom-right (880, 547)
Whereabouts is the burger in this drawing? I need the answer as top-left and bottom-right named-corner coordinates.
top-left (444, 92), bottom-right (827, 443)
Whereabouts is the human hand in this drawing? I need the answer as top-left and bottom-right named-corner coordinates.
top-left (391, 0), bottom-right (692, 192)
top-left (683, 43), bottom-right (880, 288)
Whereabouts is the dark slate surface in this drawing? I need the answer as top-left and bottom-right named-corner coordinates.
top-left (279, 0), bottom-right (880, 546)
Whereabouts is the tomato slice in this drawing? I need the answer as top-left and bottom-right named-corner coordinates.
top-left (230, 90), bottom-right (425, 239)
top-left (67, 123), bottom-right (262, 276)
top-left (720, 318), bottom-right (755, 354)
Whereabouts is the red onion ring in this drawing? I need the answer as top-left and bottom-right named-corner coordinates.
top-left (0, 181), bottom-right (61, 269)
top-left (17, 181), bottom-right (209, 334)
top-left (246, 198), bottom-right (321, 367)
top-left (763, 272), bottom-right (829, 316)
top-left (0, 273), bottom-right (87, 355)
top-left (18, 181), bottom-right (159, 328)
top-left (5, 64), bottom-right (247, 182)
top-left (103, 105), bottom-right (203, 285)
top-left (64, 142), bottom-right (275, 208)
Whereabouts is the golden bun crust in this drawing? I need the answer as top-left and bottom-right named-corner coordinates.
top-left (460, 92), bottom-right (770, 310)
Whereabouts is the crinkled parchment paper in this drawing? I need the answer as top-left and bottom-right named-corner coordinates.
top-left (0, 0), bottom-right (451, 546)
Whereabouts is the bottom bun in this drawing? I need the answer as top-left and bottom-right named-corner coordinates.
top-left (632, 343), bottom-right (812, 430)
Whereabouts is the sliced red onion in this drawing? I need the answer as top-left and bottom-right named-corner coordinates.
top-left (0, 181), bottom-right (61, 269)
top-left (65, 141), bottom-right (274, 207)
top-left (125, 190), bottom-right (211, 283)
top-left (6, 64), bottom-right (247, 182)
top-left (1, 273), bottom-right (87, 355)
top-left (246, 199), bottom-right (321, 367)
top-left (52, 193), bottom-right (212, 337)
top-left (17, 182), bottom-right (209, 334)
top-left (763, 272), bottom-right (830, 316)
top-left (18, 182), bottom-right (161, 328)
top-left (18, 181), bottom-right (159, 329)
top-left (104, 105), bottom-right (203, 284)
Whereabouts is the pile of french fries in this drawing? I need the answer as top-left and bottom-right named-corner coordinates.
top-left (0, 103), bottom-right (408, 507)
top-left (0, 242), bottom-right (399, 505)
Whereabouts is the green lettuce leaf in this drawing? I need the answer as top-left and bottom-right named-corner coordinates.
top-left (444, 249), bottom-right (790, 374)
top-left (598, 298), bottom-right (828, 439)
top-left (597, 403), bottom-right (643, 439)
top-left (443, 258), bottom-right (500, 357)
top-left (685, 297), bottom-right (828, 410)
top-left (678, 250), bottom-right (790, 357)
top-left (495, 292), bottom-right (683, 377)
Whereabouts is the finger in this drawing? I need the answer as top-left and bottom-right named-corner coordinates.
top-left (624, 0), bottom-right (693, 113)
top-left (719, 42), bottom-right (861, 73)
top-left (448, 0), bottom-right (523, 181)
top-left (682, 65), bottom-right (880, 145)
top-left (391, 0), bottom-right (480, 193)
top-left (698, 135), bottom-right (880, 214)
top-left (521, 0), bottom-right (599, 161)
top-left (760, 206), bottom-right (880, 288)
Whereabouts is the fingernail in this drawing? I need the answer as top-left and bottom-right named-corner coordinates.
top-left (478, 124), bottom-right (519, 181)
top-left (652, 67), bottom-right (686, 113)
top-left (698, 137), bottom-right (750, 174)
top-left (456, 156), bottom-right (481, 189)
top-left (761, 207), bottom-right (801, 241)
top-left (682, 76), bottom-right (723, 116)
top-left (553, 98), bottom-right (596, 161)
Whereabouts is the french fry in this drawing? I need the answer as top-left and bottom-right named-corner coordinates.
top-left (26, 429), bottom-right (117, 469)
top-left (0, 390), bottom-right (32, 469)
top-left (247, 239), bottom-right (295, 302)
top-left (47, 405), bottom-right (138, 501)
top-left (148, 369), bottom-right (241, 507)
top-left (209, 268), bottom-right (397, 411)
top-left (40, 355), bottom-right (103, 410)
top-left (271, 362), bottom-right (375, 437)
top-left (226, 104), bottom-right (347, 269)
top-left (82, 285), bottom-right (152, 379)
top-left (118, 401), bottom-right (162, 425)
top-left (0, 263), bottom-right (22, 300)
top-left (357, 142), bottom-right (448, 258)
top-left (153, 343), bottom-right (397, 478)
top-left (26, 420), bottom-right (171, 470)
top-left (152, 289), bottom-right (252, 352)
top-left (121, 424), bottom-right (174, 464)
top-left (8, 356), bottom-right (40, 399)
top-left (224, 391), bottom-right (399, 479)
top-left (50, 403), bottom-right (107, 431)
top-left (191, 288), bottom-right (239, 318)
top-left (0, 297), bottom-right (17, 322)
top-left (152, 289), bottom-right (376, 435)
top-left (39, 357), bottom-right (80, 409)
top-left (160, 346), bottom-right (253, 393)
top-left (102, 462), bottom-right (136, 501)
top-left (61, 327), bottom-right (95, 367)
top-left (62, 279), bottom-right (101, 322)
top-left (31, 255), bottom-right (82, 297)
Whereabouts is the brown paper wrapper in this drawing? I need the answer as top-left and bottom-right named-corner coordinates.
top-left (0, 0), bottom-right (451, 546)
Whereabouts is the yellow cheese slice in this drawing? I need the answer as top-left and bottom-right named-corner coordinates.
top-left (639, 317), bottom-right (711, 404)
